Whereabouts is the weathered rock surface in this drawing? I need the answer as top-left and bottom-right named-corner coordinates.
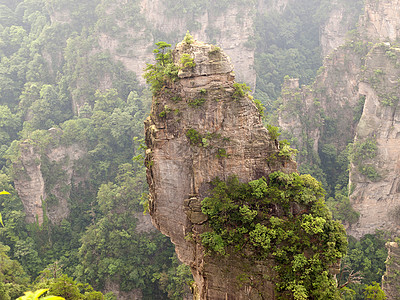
top-left (145, 39), bottom-right (296, 299)
top-left (277, 0), bottom-right (400, 238)
top-left (96, 0), bottom-right (257, 88)
top-left (347, 0), bottom-right (400, 238)
top-left (320, 1), bottom-right (362, 58)
top-left (13, 129), bottom-right (87, 225)
top-left (279, 43), bottom-right (363, 166)
top-left (360, 0), bottom-right (400, 42)
top-left (348, 44), bottom-right (400, 238)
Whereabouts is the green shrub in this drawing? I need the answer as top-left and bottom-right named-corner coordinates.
top-left (183, 31), bottom-right (194, 45)
top-left (232, 83), bottom-right (251, 100)
top-left (143, 42), bottom-right (179, 94)
top-left (216, 148), bottom-right (228, 158)
top-left (267, 125), bottom-right (281, 140)
top-left (188, 98), bottom-right (206, 107)
top-left (180, 53), bottom-right (196, 68)
top-left (199, 173), bottom-right (347, 299)
top-left (186, 129), bottom-right (202, 145)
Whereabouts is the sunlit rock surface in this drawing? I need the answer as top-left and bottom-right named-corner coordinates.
top-left (145, 39), bottom-right (295, 299)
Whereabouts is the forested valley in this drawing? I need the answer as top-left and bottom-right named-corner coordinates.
top-left (0, 0), bottom-right (396, 299)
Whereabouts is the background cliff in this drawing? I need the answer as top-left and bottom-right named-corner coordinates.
top-left (275, 0), bottom-right (400, 238)
top-left (273, 0), bottom-right (400, 297)
top-left (0, 0), bottom-right (394, 299)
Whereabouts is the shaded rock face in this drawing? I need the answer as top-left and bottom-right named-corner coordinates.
top-left (277, 0), bottom-right (400, 238)
top-left (145, 40), bottom-right (296, 299)
top-left (360, 0), bottom-right (400, 42)
top-left (104, 279), bottom-right (143, 300)
top-left (320, 1), bottom-right (362, 58)
top-left (279, 45), bottom-right (363, 166)
top-left (13, 130), bottom-right (86, 225)
top-left (348, 44), bottom-right (400, 238)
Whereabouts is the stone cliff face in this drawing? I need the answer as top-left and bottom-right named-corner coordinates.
top-left (13, 129), bottom-right (86, 225)
top-left (145, 40), bottom-right (296, 299)
top-left (46, 0), bottom-right (362, 118)
top-left (320, 1), bottom-right (362, 58)
top-left (348, 44), bottom-right (400, 238)
top-left (359, 0), bottom-right (400, 42)
top-left (96, 0), bottom-right (257, 88)
top-left (97, 0), bottom-right (359, 91)
top-left (279, 43), bottom-right (363, 166)
top-left (278, 0), bottom-right (400, 238)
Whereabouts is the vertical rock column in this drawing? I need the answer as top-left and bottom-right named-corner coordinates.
top-left (145, 39), bottom-right (296, 299)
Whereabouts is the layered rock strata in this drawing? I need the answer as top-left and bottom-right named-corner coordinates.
top-left (359, 0), bottom-right (400, 42)
top-left (145, 40), bottom-right (296, 299)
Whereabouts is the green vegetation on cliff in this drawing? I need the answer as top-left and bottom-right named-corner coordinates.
top-left (0, 0), bottom-right (391, 299)
top-left (200, 172), bottom-right (347, 299)
top-left (0, 0), bottom-right (191, 298)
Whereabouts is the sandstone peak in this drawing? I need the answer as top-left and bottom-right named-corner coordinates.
top-left (144, 38), bottom-right (345, 299)
top-left (145, 38), bottom-right (296, 298)
top-left (173, 39), bottom-right (234, 78)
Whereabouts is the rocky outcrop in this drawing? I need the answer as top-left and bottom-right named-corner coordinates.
top-left (13, 129), bottom-right (86, 225)
top-left (277, 0), bottom-right (400, 238)
top-left (14, 142), bottom-right (46, 225)
top-left (145, 39), bottom-right (296, 299)
top-left (348, 43), bottom-right (400, 238)
top-left (320, 1), bottom-right (362, 58)
top-left (359, 0), bottom-right (400, 42)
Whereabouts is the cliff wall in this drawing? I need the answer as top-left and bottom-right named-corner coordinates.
top-left (277, 0), bottom-right (400, 238)
top-left (359, 0), bottom-right (400, 42)
top-left (90, 0), bottom-right (361, 93)
top-left (96, 0), bottom-right (257, 88)
top-left (145, 39), bottom-right (296, 299)
top-left (320, 1), bottom-right (362, 58)
top-left (348, 44), bottom-right (400, 238)
top-left (13, 129), bottom-right (87, 225)
top-left (279, 43), bottom-right (363, 167)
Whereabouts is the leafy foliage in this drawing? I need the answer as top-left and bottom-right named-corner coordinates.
top-left (232, 82), bottom-right (251, 100)
top-left (143, 42), bottom-right (179, 94)
top-left (339, 232), bottom-right (388, 299)
top-left (180, 53), bottom-right (196, 68)
top-left (348, 138), bottom-right (380, 181)
top-left (200, 172), bottom-right (347, 299)
top-left (17, 289), bottom-right (64, 300)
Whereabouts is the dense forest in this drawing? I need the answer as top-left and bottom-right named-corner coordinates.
top-left (0, 0), bottom-right (393, 299)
